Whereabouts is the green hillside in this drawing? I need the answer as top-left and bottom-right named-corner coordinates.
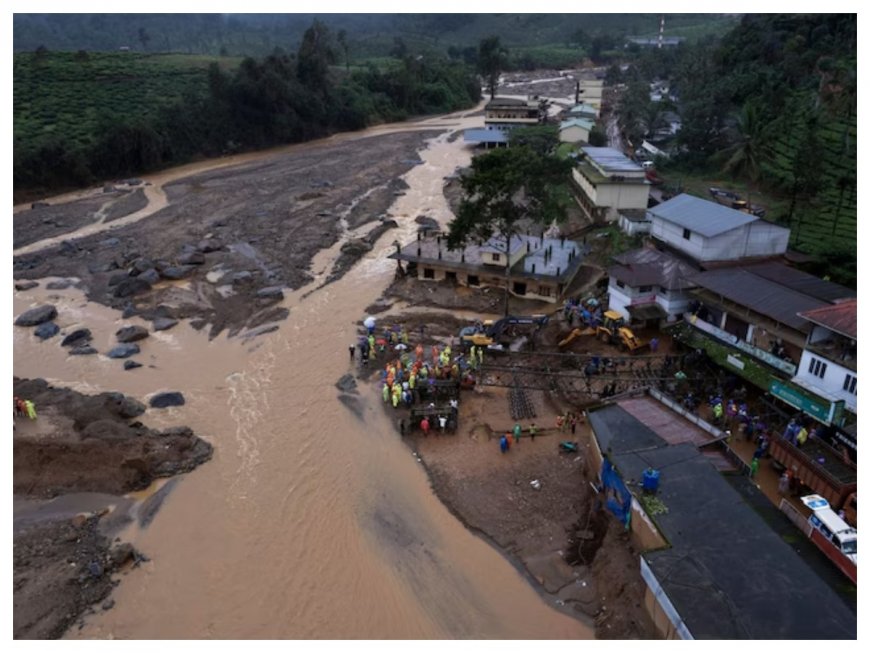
top-left (14, 52), bottom-right (241, 153)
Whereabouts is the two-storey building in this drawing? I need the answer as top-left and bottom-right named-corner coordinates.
top-left (389, 232), bottom-right (586, 304)
top-left (793, 300), bottom-right (857, 416)
top-left (571, 146), bottom-right (650, 223)
top-left (463, 96), bottom-right (543, 149)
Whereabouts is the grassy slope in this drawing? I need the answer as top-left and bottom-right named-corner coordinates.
top-left (14, 52), bottom-right (241, 152)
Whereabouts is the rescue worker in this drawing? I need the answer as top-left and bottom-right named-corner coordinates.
top-left (513, 422), bottom-right (522, 443)
top-left (24, 399), bottom-right (36, 420)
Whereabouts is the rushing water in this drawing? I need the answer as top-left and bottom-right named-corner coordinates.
top-left (13, 106), bottom-right (592, 639)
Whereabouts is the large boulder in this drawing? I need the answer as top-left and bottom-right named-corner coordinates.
top-left (15, 305), bottom-right (57, 327)
top-left (113, 277), bottom-right (152, 298)
top-left (34, 322), bottom-right (60, 340)
top-left (107, 343), bottom-right (140, 359)
top-left (46, 278), bottom-right (76, 290)
top-left (178, 251), bottom-right (205, 265)
top-left (160, 266), bottom-right (194, 281)
top-left (197, 238), bottom-right (223, 253)
top-left (107, 393), bottom-right (146, 419)
top-left (152, 317), bottom-right (179, 331)
top-left (123, 360), bottom-right (143, 371)
top-left (130, 258), bottom-right (156, 275)
top-left (340, 239), bottom-right (373, 255)
top-left (70, 345), bottom-right (98, 356)
top-left (61, 328), bottom-right (93, 348)
top-left (116, 325), bottom-right (149, 343)
top-left (14, 280), bottom-right (39, 291)
top-left (149, 392), bottom-right (185, 409)
top-left (138, 269), bottom-right (161, 285)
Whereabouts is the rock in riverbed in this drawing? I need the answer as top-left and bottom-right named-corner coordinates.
top-left (107, 343), bottom-right (140, 359)
top-left (115, 325), bottom-right (149, 343)
top-left (15, 304), bottom-right (57, 326)
top-left (149, 392), bottom-right (185, 408)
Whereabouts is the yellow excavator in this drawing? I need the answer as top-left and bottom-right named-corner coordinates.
top-left (558, 326), bottom-right (596, 349)
top-left (596, 310), bottom-right (648, 354)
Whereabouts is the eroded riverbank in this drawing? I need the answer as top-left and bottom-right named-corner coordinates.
top-left (13, 105), bottom-right (594, 639)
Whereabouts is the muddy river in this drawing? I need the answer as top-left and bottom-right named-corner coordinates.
top-left (13, 107), bottom-right (592, 639)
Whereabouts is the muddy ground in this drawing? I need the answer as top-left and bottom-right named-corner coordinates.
top-left (14, 131), bottom-right (437, 339)
top-left (353, 310), bottom-right (657, 639)
top-left (12, 377), bottom-right (211, 639)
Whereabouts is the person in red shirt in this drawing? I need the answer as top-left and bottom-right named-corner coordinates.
top-left (420, 417), bottom-right (430, 436)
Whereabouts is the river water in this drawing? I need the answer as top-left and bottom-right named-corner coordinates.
top-left (13, 106), bottom-right (592, 639)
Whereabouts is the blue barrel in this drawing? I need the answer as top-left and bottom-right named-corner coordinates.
top-left (642, 468), bottom-right (660, 493)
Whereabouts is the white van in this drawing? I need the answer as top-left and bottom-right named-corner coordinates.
top-left (801, 494), bottom-right (857, 564)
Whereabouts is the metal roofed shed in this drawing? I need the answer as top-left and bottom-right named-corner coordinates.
top-left (559, 118), bottom-right (595, 131)
top-left (463, 128), bottom-right (509, 145)
top-left (580, 146), bottom-right (644, 174)
top-left (688, 268), bottom-right (828, 332)
top-left (611, 247), bottom-right (699, 290)
top-left (744, 262), bottom-right (856, 304)
top-left (588, 404), bottom-right (857, 639)
top-left (798, 299), bottom-right (857, 339)
top-left (648, 193), bottom-right (757, 237)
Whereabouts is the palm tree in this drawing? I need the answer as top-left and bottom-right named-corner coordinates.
top-left (721, 101), bottom-right (767, 211)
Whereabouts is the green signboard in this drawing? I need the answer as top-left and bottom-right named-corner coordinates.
top-left (768, 379), bottom-right (831, 423)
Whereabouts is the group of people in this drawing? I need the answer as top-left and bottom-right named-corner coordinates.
top-left (562, 297), bottom-right (603, 329)
top-left (499, 421), bottom-right (538, 453)
top-left (13, 396), bottom-right (37, 421)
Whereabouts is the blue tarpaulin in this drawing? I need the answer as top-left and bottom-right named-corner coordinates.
top-left (601, 457), bottom-right (632, 527)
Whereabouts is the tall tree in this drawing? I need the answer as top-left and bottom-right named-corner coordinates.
top-left (447, 145), bottom-right (573, 315)
top-left (336, 29), bottom-right (350, 72)
top-left (477, 36), bottom-right (508, 100)
top-left (297, 19), bottom-right (334, 93)
top-left (720, 101), bottom-right (767, 210)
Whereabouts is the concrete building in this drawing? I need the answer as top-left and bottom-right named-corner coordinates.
top-left (648, 194), bottom-right (791, 264)
top-left (464, 96), bottom-right (543, 148)
top-left (607, 247), bottom-right (699, 325)
top-left (679, 262), bottom-right (855, 426)
top-left (558, 117), bottom-right (595, 144)
top-left (617, 209), bottom-right (652, 236)
top-left (793, 300), bottom-right (857, 415)
top-left (571, 146), bottom-right (650, 223)
top-left (575, 79), bottom-right (604, 110)
top-left (587, 400), bottom-right (856, 639)
top-left (390, 232), bottom-right (585, 303)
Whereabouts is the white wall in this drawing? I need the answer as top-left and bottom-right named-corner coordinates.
top-left (744, 221), bottom-right (790, 257)
top-left (559, 125), bottom-right (590, 143)
top-left (651, 217), bottom-right (790, 262)
top-left (618, 214), bottom-right (651, 236)
top-left (656, 289), bottom-right (692, 316)
top-left (794, 352), bottom-right (857, 413)
top-left (595, 183), bottom-right (650, 211)
top-left (607, 281), bottom-right (633, 319)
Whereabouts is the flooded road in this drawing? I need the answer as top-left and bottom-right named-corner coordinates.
top-left (13, 106), bottom-right (592, 639)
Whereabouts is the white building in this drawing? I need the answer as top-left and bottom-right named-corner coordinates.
top-left (559, 117), bottom-right (595, 144)
top-left (793, 300), bottom-right (857, 415)
top-left (571, 147), bottom-right (650, 223)
top-left (575, 79), bottom-right (604, 109)
top-left (607, 247), bottom-right (699, 325)
top-left (567, 104), bottom-right (599, 119)
top-left (649, 194), bottom-right (791, 264)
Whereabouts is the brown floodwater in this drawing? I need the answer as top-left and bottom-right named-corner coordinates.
top-left (13, 106), bottom-right (592, 639)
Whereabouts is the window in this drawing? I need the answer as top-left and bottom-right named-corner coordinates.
top-left (467, 275), bottom-right (480, 287)
top-left (639, 285), bottom-right (653, 293)
top-left (682, 228), bottom-right (691, 240)
top-left (491, 253), bottom-right (501, 262)
top-left (809, 357), bottom-right (827, 379)
top-left (423, 268), bottom-right (435, 279)
top-left (616, 280), bottom-right (625, 289)
top-left (843, 374), bottom-right (857, 395)
top-left (538, 286), bottom-right (551, 297)
top-left (658, 287), bottom-right (668, 296)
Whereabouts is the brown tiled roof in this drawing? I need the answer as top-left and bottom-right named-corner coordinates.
top-left (797, 299), bottom-right (857, 339)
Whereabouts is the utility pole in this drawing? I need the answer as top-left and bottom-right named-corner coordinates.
top-left (658, 15), bottom-right (665, 49)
